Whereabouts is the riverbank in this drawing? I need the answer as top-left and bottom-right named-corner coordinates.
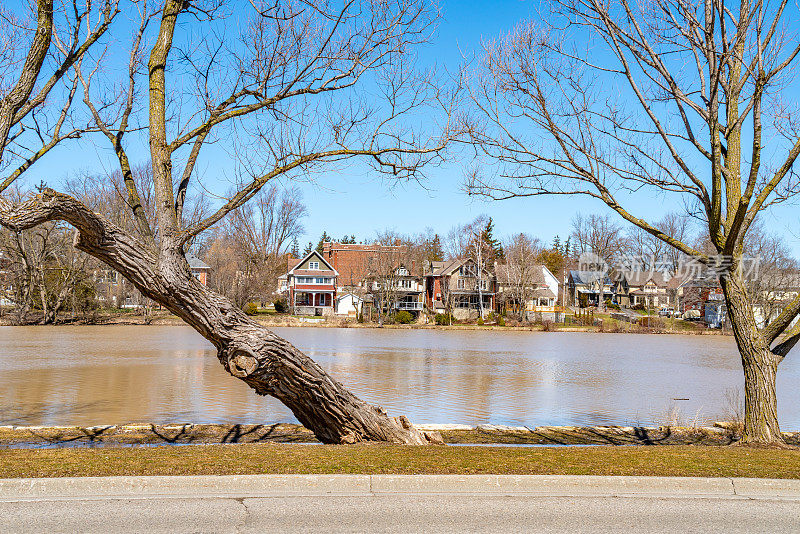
top-left (1, 423), bottom-right (796, 448)
top-left (1, 443), bottom-right (799, 479)
top-left (0, 310), bottom-right (728, 335)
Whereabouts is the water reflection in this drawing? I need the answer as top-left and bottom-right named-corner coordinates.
top-left (0, 325), bottom-right (798, 429)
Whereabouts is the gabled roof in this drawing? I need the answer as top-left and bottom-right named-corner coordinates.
top-left (495, 264), bottom-right (546, 285)
top-left (187, 253), bottom-right (210, 270)
top-left (426, 257), bottom-right (490, 277)
top-left (425, 258), bottom-right (464, 276)
top-left (532, 287), bottom-right (556, 299)
top-left (569, 270), bottom-right (611, 285)
top-left (666, 273), bottom-right (694, 289)
top-left (620, 270), bottom-right (668, 288)
top-left (336, 292), bottom-right (364, 303)
top-left (286, 250), bottom-right (338, 276)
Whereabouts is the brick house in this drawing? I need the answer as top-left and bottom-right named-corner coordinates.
top-left (187, 253), bottom-right (210, 286)
top-left (279, 250), bottom-right (338, 316)
top-left (320, 242), bottom-right (407, 288)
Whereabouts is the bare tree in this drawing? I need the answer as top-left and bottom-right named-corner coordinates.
top-left (466, 0), bottom-right (800, 443)
top-left (744, 224), bottom-right (800, 328)
top-left (500, 233), bottom-right (541, 321)
top-left (467, 227), bottom-right (489, 319)
top-left (0, 0), bottom-right (454, 444)
top-left (206, 186), bottom-right (307, 307)
top-left (0, 214), bottom-right (95, 324)
top-left (444, 215), bottom-right (488, 259)
top-left (571, 214), bottom-right (625, 262)
top-left (570, 213), bottom-right (624, 308)
top-left (364, 232), bottom-right (410, 325)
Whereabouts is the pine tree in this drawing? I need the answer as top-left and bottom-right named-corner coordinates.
top-left (303, 242), bottom-right (313, 255)
top-left (291, 237), bottom-right (299, 257)
top-left (552, 235), bottom-right (562, 253)
top-left (481, 217), bottom-right (504, 263)
top-left (429, 234), bottom-right (444, 261)
top-left (315, 231), bottom-right (331, 253)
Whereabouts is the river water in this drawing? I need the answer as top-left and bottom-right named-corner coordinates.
top-left (1, 325), bottom-right (798, 429)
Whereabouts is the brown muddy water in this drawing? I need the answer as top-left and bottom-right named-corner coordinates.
top-left (1, 326), bottom-right (798, 429)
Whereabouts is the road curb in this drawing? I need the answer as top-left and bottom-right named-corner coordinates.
top-left (1, 475), bottom-right (800, 501)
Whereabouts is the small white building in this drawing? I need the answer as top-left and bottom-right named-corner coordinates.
top-left (335, 293), bottom-right (364, 317)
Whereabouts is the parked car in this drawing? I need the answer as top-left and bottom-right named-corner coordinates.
top-left (658, 307), bottom-right (675, 317)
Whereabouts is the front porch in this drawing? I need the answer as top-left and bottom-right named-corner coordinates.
top-left (452, 293), bottom-right (494, 320)
top-left (292, 291), bottom-right (335, 316)
top-left (394, 294), bottom-right (423, 312)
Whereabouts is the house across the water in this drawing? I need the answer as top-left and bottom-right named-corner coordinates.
top-left (278, 250), bottom-right (338, 316)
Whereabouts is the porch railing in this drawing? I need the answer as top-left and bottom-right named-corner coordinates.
top-left (395, 301), bottom-right (423, 310)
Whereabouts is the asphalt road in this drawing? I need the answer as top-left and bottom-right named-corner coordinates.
top-left (1, 475), bottom-right (798, 533)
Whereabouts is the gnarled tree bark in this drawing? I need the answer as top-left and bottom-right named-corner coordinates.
top-left (720, 270), bottom-right (784, 444)
top-left (0, 190), bottom-right (439, 445)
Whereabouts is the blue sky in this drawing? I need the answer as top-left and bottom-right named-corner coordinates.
top-left (292, 0), bottom-right (800, 256)
top-left (18, 0), bottom-right (800, 257)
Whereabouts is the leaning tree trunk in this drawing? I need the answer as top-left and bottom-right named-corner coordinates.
top-left (0, 191), bottom-right (438, 445)
top-left (720, 271), bottom-right (785, 444)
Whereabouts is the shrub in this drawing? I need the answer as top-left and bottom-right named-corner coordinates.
top-left (394, 310), bottom-right (413, 324)
top-left (542, 320), bottom-right (555, 331)
top-left (631, 303), bottom-right (646, 311)
top-left (435, 313), bottom-right (452, 325)
top-left (477, 317), bottom-right (484, 326)
top-left (243, 302), bottom-right (258, 315)
top-left (498, 316), bottom-right (506, 327)
top-left (273, 298), bottom-right (288, 314)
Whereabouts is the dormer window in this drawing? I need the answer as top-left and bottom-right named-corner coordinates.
top-left (309, 261), bottom-right (319, 270)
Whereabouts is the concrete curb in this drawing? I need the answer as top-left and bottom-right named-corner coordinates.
top-left (1, 475), bottom-right (799, 501)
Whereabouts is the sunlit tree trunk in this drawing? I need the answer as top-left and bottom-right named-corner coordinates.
top-left (720, 270), bottom-right (784, 443)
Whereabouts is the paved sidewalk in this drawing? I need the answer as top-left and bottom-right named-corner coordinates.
top-left (1, 475), bottom-right (799, 533)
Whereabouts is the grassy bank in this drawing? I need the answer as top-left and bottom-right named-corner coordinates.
top-left (1, 444), bottom-right (798, 479)
top-left (2, 310), bottom-right (725, 335)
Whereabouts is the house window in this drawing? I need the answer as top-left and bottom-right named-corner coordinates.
top-left (457, 279), bottom-right (465, 289)
top-left (400, 279), bottom-right (412, 289)
top-left (479, 280), bottom-right (488, 290)
top-left (309, 261), bottom-right (319, 270)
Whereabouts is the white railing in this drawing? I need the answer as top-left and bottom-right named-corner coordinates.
top-left (395, 301), bottom-right (423, 310)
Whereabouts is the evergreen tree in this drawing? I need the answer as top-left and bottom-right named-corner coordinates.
top-left (480, 217), bottom-right (504, 263)
top-left (291, 237), bottom-right (299, 257)
top-left (303, 242), bottom-right (313, 255)
top-left (315, 231), bottom-right (331, 253)
top-left (563, 236), bottom-right (571, 259)
top-left (552, 235), bottom-right (561, 253)
top-left (537, 248), bottom-right (566, 278)
top-left (429, 234), bottom-right (444, 261)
